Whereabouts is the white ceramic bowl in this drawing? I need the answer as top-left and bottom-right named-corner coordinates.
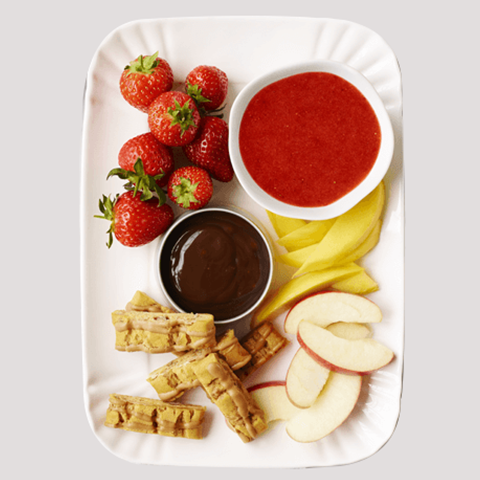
top-left (228, 60), bottom-right (394, 220)
top-left (156, 206), bottom-right (274, 324)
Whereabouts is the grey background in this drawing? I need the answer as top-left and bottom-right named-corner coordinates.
top-left (2, 0), bottom-right (477, 478)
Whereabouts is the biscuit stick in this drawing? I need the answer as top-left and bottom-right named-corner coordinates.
top-left (192, 353), bottom-right (268, 443)
top-left (236, 321), bottom-right (289, 381)
top-left (147, 329), bottom-right (252, 401)
top-left (112, 310), bottom-right (216, 353)
top-left (104, 393), bottom-right (206, 439)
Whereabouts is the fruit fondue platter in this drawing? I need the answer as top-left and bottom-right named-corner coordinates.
top-left (80, 17), bottom-right (404, 468)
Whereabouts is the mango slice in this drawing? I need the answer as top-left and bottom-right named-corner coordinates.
top-left (276, 218), bottom-right (336, 251)
top-left (279, 219), bottom-right (382, 270)
top-left (266, 210), bottom-right (307, 240)
top-left (250, 263), bottom-right (363, 328)
top-left (279, 244), bottom-right (317, 269)
top-left (294, 182), bottom-right (385, 277)
top-left (331, 270), bottom-right (379, 294)
top-left (339, 220), bottom-right (382, 265)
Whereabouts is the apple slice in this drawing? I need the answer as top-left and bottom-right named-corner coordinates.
top-left (297, 320), bottom-right (394, 375)
top-left (285, 348), bottom-right (330, 409)
top-left (284, 291), bottom-right (382, 335)
top-left (285, 371), bottom-right (362, 443)
top-left (248, 381), bottom-right (302, 423)
top-left (251, 263), bottom-right (363, 328)
top-left (285, 322), bottom-right (372, 409)
top-left (326, 321), bottom-right (372, 340)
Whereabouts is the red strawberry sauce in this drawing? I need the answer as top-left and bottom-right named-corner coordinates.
top-left (238, 72), bottom-right (381, 207)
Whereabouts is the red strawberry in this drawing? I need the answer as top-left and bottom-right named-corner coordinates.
top-left (148, 91), bottom-right (201, 147)
top-left (95, 191), bottom-right (174, 248)
top-left (117, 132), bottom-right (174, 188)
top-left (167, 166), bottom-right (213, 210)
top-left (182, 116), bottom-right (234, 182)
top-left (185, 66), bottom-right (228, 112)
top-left (120, 52), bottom-right (173, 113)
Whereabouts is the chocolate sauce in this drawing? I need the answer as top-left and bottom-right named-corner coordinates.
top-left (160, 210), bottom-right (271, 321)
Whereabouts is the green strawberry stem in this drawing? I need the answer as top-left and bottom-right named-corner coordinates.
top-left (186, 82), bottom-right (211, 106)
top-left (107, 158), bottom-right (166, 206)
top-left (168, 99), bottom-right (198, 136)
top-left (94, 194), bottom-right (119, 248)
top-left (172, 178), bottom-right (200, 208)
top-left (124, 52), bottom-right (160, 75)
top-left (186, 82), bottom-right (225, 118)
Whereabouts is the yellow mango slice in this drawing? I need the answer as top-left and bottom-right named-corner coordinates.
top-left (279, 244), bottom-right (317, 269)
top-left (276, 218), bottom-right (336, 251)
top-left (294, 182), bottom-right (385, 277)
top-left (332, 270), bottom-right (379, 294)
top-left (266, 210), bottom-right (307, 239)
top-left (338, 220), bottom-right (382, 265)
top-left (280, 220), bottom-right (382, 270)
top-left (251, 263), bottom-right (363, 328)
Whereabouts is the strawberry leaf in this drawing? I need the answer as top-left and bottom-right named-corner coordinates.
top-left (94, 194), bottom-right (119, 248)
top-left (186, 82), bottom-right (212, 106)
top-left (168, 99), bottom-right (197, 136)
top-left (172, 178), bottom-right (200, 208)
top-left (125, 51), bottom-right (160, 75)
top-left (107, 158), bottom-right (166, 206)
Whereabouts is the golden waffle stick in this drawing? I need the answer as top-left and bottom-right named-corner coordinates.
top-left (104, 393), bottom-right (206, 439)
top-left (112, 310), bottom-right (216, 353)
top-left (125, 290), bottom-right (176, 313)
top-left (192, 353), bottom-right (268, 443)
top-left (147, 330), bottom-right (252, 401)
top-left (214, 329), bottom-right (252, 370)
top-left (236, 321), bottom-right (289, 381)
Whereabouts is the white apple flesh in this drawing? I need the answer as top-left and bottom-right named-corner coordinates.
top-left (285, 348), bottom-right (330, 409)
top-left (284, 291), bottom-right (382, 335)
top-left (286, 371), bottom-right (362, 443)
top-left (297, 320), bottom-right (394, 375)
top-left (248, 381), bottom-right (302, 423)
top-left (285, 321), bottom-right (373, 409)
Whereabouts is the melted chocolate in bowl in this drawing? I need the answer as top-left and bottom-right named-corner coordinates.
top-left (159, 210), bottom-right (271, 322)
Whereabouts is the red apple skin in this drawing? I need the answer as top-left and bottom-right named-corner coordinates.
top-left (247, 381), bottom-right (286, 393)
top-left (296, 330), bottom-right (394, 376)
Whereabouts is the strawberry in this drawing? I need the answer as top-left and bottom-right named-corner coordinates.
top-left (116, 132), bottom-right (174, 188)
top-left (120, 52), bottom-right (173, 113)
top-left (186, 65), bottom-right (228, 112)
top-left (186, 65), bottom-right (228, 113)
top-left (95, 191), bottom-right (174, 248)
top-left (182, 116), bottom-right (234, 182)
top-left (167, 166), bottom-right (213, 210)
top-left (148, 91), bottom-right (201, 147)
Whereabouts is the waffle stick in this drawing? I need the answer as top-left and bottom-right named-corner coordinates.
top-left (104, 393), bottom-right (206, 439)
top-left (147, 329), bottom-right (252, 401)
top-left (125, 290), bottom-right (176, 313)
top-left (112, 310), bottom-right (216, 353)
top-left (191, 353), bottom-right (268, 443)
top-left (235, 321), bottom-right (289, 381)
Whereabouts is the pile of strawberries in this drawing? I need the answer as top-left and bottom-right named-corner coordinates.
top-left (96, 52), bottom-right (234, 248)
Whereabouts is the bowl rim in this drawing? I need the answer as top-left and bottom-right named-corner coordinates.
top-left (155, 206), bottom-right (274, 325)
top-left (228, 59), bottom-right (394, 220)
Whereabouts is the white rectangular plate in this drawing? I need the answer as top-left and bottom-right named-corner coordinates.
top-left (81, 16), bottom-right (404, 468)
